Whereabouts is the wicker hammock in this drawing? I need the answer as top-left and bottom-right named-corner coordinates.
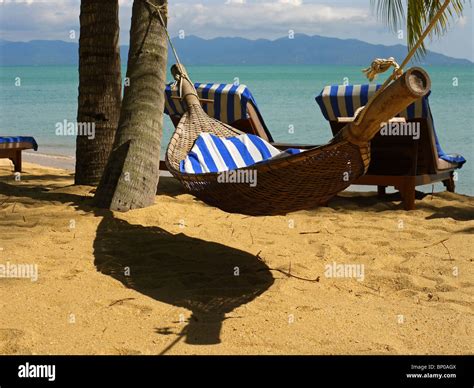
top-left (165, 64), bottom-right (431, 216)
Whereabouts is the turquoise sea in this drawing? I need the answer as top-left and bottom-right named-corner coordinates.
top-left (0, 65), bottom-right (472, 194)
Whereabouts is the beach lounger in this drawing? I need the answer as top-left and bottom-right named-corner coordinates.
top-left (164, 82), bottom-right (316, 144)
top-left (316, 85), bottom-right (466, 210)
top-left (165, 82), bottom-right (274, 142)
top-left (165, 82), bottom-right (316, 151)
top-left (162, 82), bottom-right (315, 171)
top-left (0, 136), bottom-right (38, 172)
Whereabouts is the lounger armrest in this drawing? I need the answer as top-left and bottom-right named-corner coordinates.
top-left (336, 116), bottom-right (406, 124)
top-left (271, 143), bottom-right (318, 151)
top-left (336, 117), bottom-right (356, 123)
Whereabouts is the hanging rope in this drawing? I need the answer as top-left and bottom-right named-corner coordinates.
top-left (142, 0), bottom-right (181, 66)
top-left (355, 0), bottom-right (451, 125)
top-left (141, 0), bottom-right (194, 100)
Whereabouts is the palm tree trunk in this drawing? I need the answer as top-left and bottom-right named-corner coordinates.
top-left (75, 0), bottom-right (122, 186)
top-left (94, 0), bottom-right (168, 211)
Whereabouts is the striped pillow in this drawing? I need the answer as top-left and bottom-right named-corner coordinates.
top-left (180, 133), bottom-right (303, 174)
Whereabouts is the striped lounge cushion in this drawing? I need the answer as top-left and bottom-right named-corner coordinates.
top-left (315, 84), bottom-right (430, 121)
top-left (165, 82), bottom-right (262, 125)
top-left (0, 136), bottom-right (38, 150)
top-left (180, 133), bottom-right (303, 174)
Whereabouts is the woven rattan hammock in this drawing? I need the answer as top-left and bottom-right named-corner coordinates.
top-left (165, 64), bottom-right (431, 215)
top-left (145, 0), bottom-right (448, 215)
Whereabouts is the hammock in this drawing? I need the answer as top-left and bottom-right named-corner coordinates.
top-left (144, 0), bottom-right (444, 215)
top-left (165, 64), bottom-right (430, 215)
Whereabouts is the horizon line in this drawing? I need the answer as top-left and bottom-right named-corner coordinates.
top-left (1, 34), bottom-right (472, 64)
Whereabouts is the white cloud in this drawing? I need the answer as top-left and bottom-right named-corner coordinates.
top-left (0, 0), bottom-right (73, 3)
top-left (277, 0), bottom-right (303, 5)
top-left (0, 0), bottom-right (79, 41)
top-left (166, 1), bottom-right (371, 39)
top-left (0, 0), bottom-right (471, 60)
top-left (225, 0), bottom-right (246, 4)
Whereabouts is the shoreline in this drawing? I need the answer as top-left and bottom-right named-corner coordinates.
top-left (23, 151), bottom-right (75, 171)
top-left (17, 153), bottom-right (472, 196)
top-left (21, 153), bottom-right (177, 178)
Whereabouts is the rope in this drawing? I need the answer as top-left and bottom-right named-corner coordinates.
top-left (142, 0), bottom-right (181, 66)
top-left (355, 0), bottom-right (451, 125)
top-left (141, 0), bottom-right (197, 100)
top-left (362, 57), bottom-right (401, 81)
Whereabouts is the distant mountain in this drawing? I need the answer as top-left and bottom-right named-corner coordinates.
top-left (0, 34), bottom-right (471, 66)
top-left (0, 40), bottom-right (78, 66)
top-left (173, 35), bottom-right (473, 66)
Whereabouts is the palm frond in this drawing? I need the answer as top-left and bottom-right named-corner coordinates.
top-left (372, 0), bottom-right (470, 59)
top-left (370, 0), bottom-right (405, 32)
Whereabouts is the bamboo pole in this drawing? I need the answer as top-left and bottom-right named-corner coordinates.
top-left (345, 67), bottom-right (431, 145)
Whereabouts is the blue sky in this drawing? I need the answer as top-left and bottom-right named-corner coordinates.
top-left (0, 0), bottom-right (472, 60)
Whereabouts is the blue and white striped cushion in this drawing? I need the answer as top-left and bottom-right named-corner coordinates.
top-left (165, 83), bottom-right (261, 125)
top-left (180, 133), bottom-right (303, 174)
top-left (0, 136), bottom-right (38, 150)
top-left (315, 84), bottom-right (429, 121)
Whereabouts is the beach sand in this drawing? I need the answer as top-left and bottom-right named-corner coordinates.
top-left (0, 160), bottom-right (472, 355)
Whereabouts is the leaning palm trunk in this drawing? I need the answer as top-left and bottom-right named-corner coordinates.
top-left (94, 0), bottom-right (168, 211)
top-left (75, 0), bottom-right (122, 186)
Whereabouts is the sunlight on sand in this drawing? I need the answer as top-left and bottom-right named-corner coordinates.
top-left (0, 161), bottom-right (473, 355)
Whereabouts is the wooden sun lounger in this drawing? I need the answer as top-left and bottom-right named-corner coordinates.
top-left (165, 103), bottom-right (312, 171)
top-left (315, 85), bottom-right (465, 210)
top-left (328, 117), bottom-right (459, 210)
top-left (0, 138), bottom-right (38, 173)
top-left (168, 99), bottom-right (274, 143)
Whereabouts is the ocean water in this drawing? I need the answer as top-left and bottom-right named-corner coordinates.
top-left (0, 65), bottom-right (472, 194)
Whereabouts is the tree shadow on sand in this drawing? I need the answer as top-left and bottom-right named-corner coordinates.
top-left (0, 178), bottom-right (275, 348)
top-left (93, 215), bottom-right (274, 347)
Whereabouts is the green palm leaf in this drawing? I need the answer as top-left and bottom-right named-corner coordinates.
top-left (371, 0), bottom-right (470, 58)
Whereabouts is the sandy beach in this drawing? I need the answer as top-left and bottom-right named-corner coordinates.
top-left (0, 160), bottom-right (472, 355)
